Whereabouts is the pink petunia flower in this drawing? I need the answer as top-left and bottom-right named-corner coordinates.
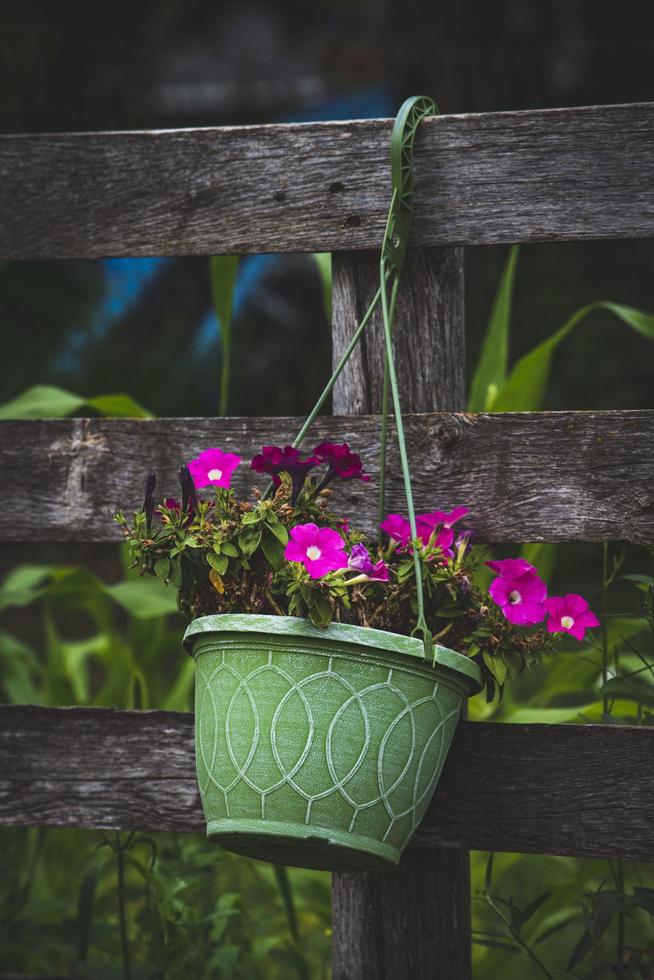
top-left (380, 513), bottom-right (411, 547)
top-left (347, 543), bottom-right (389, 582)
top-left (419, 506), bottom-right (469, 531)
top-left (381, 508), bottom-right (468, 560)
top-left (545, 594), bottom-right (600, 641)
top-left (284, 523), bottom-right (348, 579)
top-left (486, 558), bottom-right (547, 626)
top-left (187, 448), bottom-right (241, 489)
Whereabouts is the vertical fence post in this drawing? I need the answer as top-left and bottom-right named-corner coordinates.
top-left (330, 245), bottom-right (470, 980)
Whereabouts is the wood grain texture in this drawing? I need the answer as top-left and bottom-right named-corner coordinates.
top-left (331, 248), bottom-right (470, 979)
top-left (331, 848), bottom-right (471, 980)
top-left (1, 705), bottom-right (653, 863)
top-left (331, 247), bottom-right (465, 414)
top-left (1, 411), bottom-right (654, 543)
top-left (2, 102), bottom-right (654, 259)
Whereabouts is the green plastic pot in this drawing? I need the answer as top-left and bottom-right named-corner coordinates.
top-left (184, 614), bottom-right (481, 873)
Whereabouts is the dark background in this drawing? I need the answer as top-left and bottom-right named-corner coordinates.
top-left (1, 0), bottom-right (653, 421)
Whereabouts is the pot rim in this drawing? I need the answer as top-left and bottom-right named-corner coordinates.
top-left (184, 613), bottom-right (481, 693)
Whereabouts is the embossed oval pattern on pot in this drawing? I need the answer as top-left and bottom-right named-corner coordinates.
top-left (185, 614), bottom-right (481, 872)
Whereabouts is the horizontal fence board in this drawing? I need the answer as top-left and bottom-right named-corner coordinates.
top-left (0, 411), bottom-right (653, 544)
top-left (1, 705), bottom-right (653, 862)
top-left (1, 102), bottom-right (654, 259)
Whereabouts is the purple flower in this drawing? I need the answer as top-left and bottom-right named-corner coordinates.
top-left (545, 594), bottom-right (600, 641)
top-left (486, 558), bottom-right (547, 626)
top-left (251, 445), bottom-right (319, 503)
top-left (312, 442), bottom-right (370, 486)
top-left (347, 542), bottom-right (373, 572)
top-left (455, 528), bottom-right (475, 550)
top-left (187, 448), bottom-right (241, 489)
top-left (347, 543), bottom-right (389, 582)
top-left (284, 523), bottom-right (348, 578)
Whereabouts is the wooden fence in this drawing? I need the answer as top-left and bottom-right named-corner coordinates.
top-left (1, 100), bottom-right (654, 978)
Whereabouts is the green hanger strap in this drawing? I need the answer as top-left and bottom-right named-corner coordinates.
top-left (291, 96), bottom-right (439, 661)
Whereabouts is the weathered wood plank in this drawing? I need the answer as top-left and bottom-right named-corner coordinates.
top-left (332, 247), bottom-right (465, 415)
top-left (1, 411), bottom-right (653, 543)
top-left (1, 101), bottom-right (654, 259)
top-left (331, 246), bottom-right (470, 979)
top-left (1, 705), bottom-right (653, 863)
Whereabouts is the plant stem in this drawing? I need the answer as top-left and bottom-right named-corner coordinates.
top-left (616, 860), bottom-right (626, 967)
top-left (602, 542), bottom-right (610, 720)
top-left (485, 895), bottom-right (555, 980)
top-left (115, 832), bottom-right (131, 980)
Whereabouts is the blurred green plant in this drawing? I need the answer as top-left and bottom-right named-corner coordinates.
top-left (0, 384), bottom-right (152, 419)
top-left (468, 246), bottom-right (654, 413)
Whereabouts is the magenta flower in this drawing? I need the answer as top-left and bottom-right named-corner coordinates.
top-left (251, 445), bottom-right (318, 503)
top-left (187, 448), bottom-right (241, 489)
top-left (347, 543), bottom-right (389, 581)
top-left (420, 506), bottom-right (469, 530)
top-left (545, 594), bottom-right (600, 641)
top-left (284, 523), bottom-right (348, 579)
top-left (380, 514), bottom-right (411, 546)
top-left (486, 558), bottom-right (547, 626)
top-left (312, 442), bottom-right (370, 484)
top-left (381, 508), bottom-right (466, 560)
top-left (163, 498), bottom-right (180, 512)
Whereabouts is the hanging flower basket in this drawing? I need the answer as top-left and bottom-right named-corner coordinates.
top-left (116, 97), bottom-right (599, 873)
top-left (185, 614), bottom-right (480, 872)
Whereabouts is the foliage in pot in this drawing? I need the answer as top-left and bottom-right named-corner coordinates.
top-left (117, 443), bottom-right (598, 872)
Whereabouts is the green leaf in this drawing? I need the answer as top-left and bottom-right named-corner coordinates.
top-left (518, 891), bottom-right (550, 925)
top-left (76, 868), bottom-right (97, 961)
top-left (210, 254), bottom-right (239, 416)
top-left (0, 384), bottom-right (152, 419)
top-left (313, 252), bottom-right (332, 322)
top-left (484, 851), bottom-right (494, 892)
top-left (493, 300), bottom-right (654, 412)
top-left (600, 674), bottom-right (654, 707)
top-left (220, 541), bottom-right (239, 557)
top-left (104, 579), bottom-right (179, 619)
top-left (601, 301), bottom-right (654, 341)
top-left (266, 519), bottom-right (289, 545)
top-left (533, 912), bottom-right (577, 945)
top-left (238, 529), bottom-right (262, 557)
top-left (154, 557), bottom-right (170, 583)
top-left (483, 651), bottom-right (508, 686)
top-left (241, 511), bottom-right (262, 525)
top-left (468, 245), bottom-right (519, 411)
top-left (0, 384), bottom-right (85, 419)
top-left (260, 530), bottom-right (285, 571)
top-left (86, 393), bottom-right (152, 418)
top-left (207, 552), bottom-right (229, 575)
top-left (168, 559), bottom-right (183, 589)
top-left (503, 704), bottom-right (598, 725)
top-left (472, 938), bottom-right (521, 953)
top-left (273, 865), bottom-right (299, 941)
top-left (632, 886), bottom-right (654, 915)
top-left (0, 564), bottom-right (55, 611)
